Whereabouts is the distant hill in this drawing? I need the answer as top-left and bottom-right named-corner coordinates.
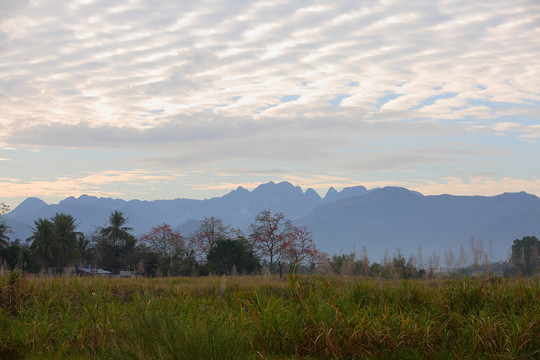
top-left (3, 182), bottom-right (365, 240)
top-left (296, 187), bottom-right (540, 261)
top-left (3, 182), bottom-right (540, 262)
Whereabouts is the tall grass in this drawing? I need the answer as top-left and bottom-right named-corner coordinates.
top-left (0, 272), bottom-right (538, 359)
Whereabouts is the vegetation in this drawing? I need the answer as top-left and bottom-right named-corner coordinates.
top-left (0, 272), bottom-right (538, 359)
top-left (0, 206), bottom-right (538, 280)
top-left (206, 238), bottom-right (260, 275)
top-left (511, 236), bottom-right (540, 276)
top-left (0, 203), bottom-right (11, 248)
top-left (27, 214), bottom-right (82, 271)
top-left (1, 202), bottom-right (539, 358)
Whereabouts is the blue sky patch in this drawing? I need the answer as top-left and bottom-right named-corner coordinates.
top-left (376, 93), bottom-right (401, 109)
top-left (280, 95), bottom-right (300, 103)
top-left (410, 93), bottom-right (458, 110)
top-left (329, 93), bottom-right (351, 106)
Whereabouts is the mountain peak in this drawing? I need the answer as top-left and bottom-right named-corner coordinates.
top-left (8, 197), bottom-right (48, 217)
top-left (378, 186), bottom-right (423, 197)
top-left (252, 181), bottom-right (300, 194)
top-left (324, 185), bottom-right (368, 202)
top-left (305, 188), bottom-right (321, 200)
top-left (324, 187), bottom-right (338, 200)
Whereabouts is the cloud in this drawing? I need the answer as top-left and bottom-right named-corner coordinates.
top-left (408, 176), bottom-right (540, 197)
top-left (1, 0), bottom-right (539, 204)
top-left (1, 0), bottom-right (538, 135)
top-left (0, 170), bottom-right (184, 200)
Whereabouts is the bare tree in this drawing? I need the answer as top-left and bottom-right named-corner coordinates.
top-left (383, 249), bottom-right (390, 267)
top-left (417, 246), bottom-right (424, 269)
top-left (188, 216), bottom-right (236, 261)
top-left (427, 250), bottom-right (440, 276)
top-left (361, 246), bottom-right (369, 276)
top-left (444, 248), bottom-right (455, 273)
top-left (457, 245), bottom-right (468, 269)
top-left (0, 202), bottom-right (9, 215)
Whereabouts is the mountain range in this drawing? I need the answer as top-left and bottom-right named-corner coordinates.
top-left (3, 181), bottom-right (540, 262)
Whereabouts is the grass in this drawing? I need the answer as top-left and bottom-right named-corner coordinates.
top-left (0, 271), bottom-right (538, 359)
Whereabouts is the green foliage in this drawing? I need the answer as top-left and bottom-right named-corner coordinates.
top-left (329, 252), bottom-right (424, 279)
top-left (92, 211), bottom-right (138, 273)
top-left (0, 223), bottom-right (10, 248)
top-left (206, 238), bottom-right (261, 275)
top-left (51, 213), bottom-right (81, 267)
top-left (27, 214), bottom-right (82, 271)
top-left (511, 236), bottom-right (540, 276)
top-left (93, 231), bottom-right (137, 272)
top-left (27, 218), bottom-right (58, 270)
top-left (100, 210), bottom-right (134, 247)
top-left (0, 241), bottom-right (33, 271)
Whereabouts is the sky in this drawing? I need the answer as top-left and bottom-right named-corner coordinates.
top-left (1, 0), bottom-right (539, 209)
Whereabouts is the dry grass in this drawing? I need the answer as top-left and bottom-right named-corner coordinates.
top-left (0, 271), bottom-right (538, 359)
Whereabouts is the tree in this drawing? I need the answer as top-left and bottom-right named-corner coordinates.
top-left (427, 250), bottom-right (440, 277)
top-left (404, 255), bottom-right (418, 279)
top-left (248, 210), bottom-right (292, 273)
top-left (0, 202), bottom-right (11, 247)
top-left (188, 216), bottom-right (236, 261)
top-left (471, 237), bottom-right (484, 271)
top-left (93, 211), bottom-right (137, 271)
top-left (27, 213), bottom-right (82, 271)
top-left (77, 233), bottom-right (95, 265)
top-left (510, 236), bottom-right (540, 276)
top-left (0, 240), bottom-right (33, 271)
top-left (360, 246), bottom-right (370, 276)
top-left (306, 249), bottom-right (327, 274)
top-left (52, 213), bottom-right (81, 267)
top-left (27, 218), bottom-right (57, 270)
top-left (0, 223), bottom-right (10, 248)
top-left (141, 223), bottom-right (184, 260)
top-left (100, 210), bottom-right (134, 247)
top-left (457, 245), bottom-right (468, 269)
top-left (281, 226), bottom-right (317, 270)
top-left (444, 248), bottom-right (455, 273)
top-left (206, 238), bottom-right (260, 275)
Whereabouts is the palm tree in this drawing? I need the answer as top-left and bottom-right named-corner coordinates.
top-left (101, 210), bottom-right (134, 247)
top-left (27, 218), bottom-right (57, 269)
top-left (52, 213), bottom-right (81, 266)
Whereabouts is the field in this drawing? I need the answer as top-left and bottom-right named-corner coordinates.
top-left (1, 271), bottom-right (539, 359)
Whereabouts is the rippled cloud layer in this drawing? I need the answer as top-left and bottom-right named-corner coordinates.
top-left (1, 0), bottom-right (539, 205)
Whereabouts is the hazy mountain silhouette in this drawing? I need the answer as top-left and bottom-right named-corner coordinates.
top-left (296, 187), bottom-right (540, 261)
top-left (3, 182), bottom-right (540, 261)
top-left (4, 181), bottom-right (335, 239)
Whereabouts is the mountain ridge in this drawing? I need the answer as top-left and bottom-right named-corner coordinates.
top-left (3, 182), bottom-right (539, 261)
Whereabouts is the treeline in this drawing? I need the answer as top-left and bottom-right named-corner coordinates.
top-left (1, 202), bottom-right (539, 277)
top-left (326, 236), bottom-right (540, 278)
top-left (0, 207), bottom-right (323, 277)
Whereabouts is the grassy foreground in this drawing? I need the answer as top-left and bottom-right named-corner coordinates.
top-left (0, 272), bottom-right (539, 359)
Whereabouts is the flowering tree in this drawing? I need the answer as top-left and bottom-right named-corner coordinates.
top-left (248, 210), bottom-right (292, 273)
top-left (281, 226), bottom-right (317, 269)
top-left (188, 216), bottom-right (236, 261)
top-left (140, 223), bottom-right (184, 260)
